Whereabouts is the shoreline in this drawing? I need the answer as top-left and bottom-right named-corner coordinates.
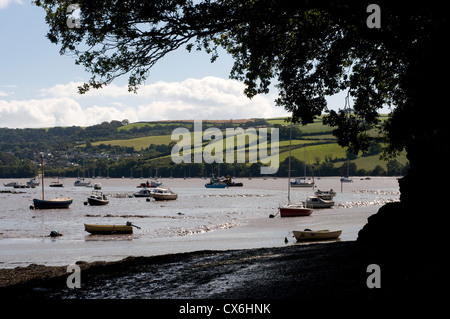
top-left (1, 240), bottom-right (448, 306)
top-left (0, 205), bottom-right (380, 269)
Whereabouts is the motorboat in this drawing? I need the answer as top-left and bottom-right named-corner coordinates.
top-left (94, 183), bottom-right (102, 190)
top-left (293, 229), bottom-right (342, 241)
top-left (137, 179), bottom-right (162, 188)
top-left (305, 196), bottom-right (334, 208)
top-left (279, 204), bottom-right (313, 217)
top-left (49, 181), bottom-right (64, 187)
top-left (133, 188), bottom-right (153, 197)
top-left (26, 178), bottom-right (40, 187)
top-left (290, 177), bottom-right (314, 188)
top-left (340, 176), bottom-right (353, 183)
top-left (3, 182), bottom-right (17, 187)
top-left (74, 178), bottom-right (92, 187)
top-left (222, 175), bottom-right (243, 187)
top-left (314, 189), bottom-right (336, 200)
top-left (205, 175), bottom-right (227, 188)
top-left (151, 187), bottom-right (178, 201)
top-left (87, 191), bottom-right (109, 206)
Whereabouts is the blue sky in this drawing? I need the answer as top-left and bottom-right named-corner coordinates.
top-left (0, 1), bottom-right (383, 129)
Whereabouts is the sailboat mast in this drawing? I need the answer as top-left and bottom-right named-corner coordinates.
top-left (288, 120), bottom-right (293, 203)
top-left (40, 154), bottom-right (44, 201)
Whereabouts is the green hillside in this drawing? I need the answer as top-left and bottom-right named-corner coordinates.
top-left (84, 116), bottom-right (408, 177)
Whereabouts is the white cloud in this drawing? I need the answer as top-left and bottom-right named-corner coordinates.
top-left (0, 0), bottom-right (22, 10)
top-left (1, 77), bottom-right (289, 128)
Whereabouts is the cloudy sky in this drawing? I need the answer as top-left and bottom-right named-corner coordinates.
top-left (0, 1), bottom-right (368, 129)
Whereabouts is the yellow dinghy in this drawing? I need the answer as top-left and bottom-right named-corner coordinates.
top-left (293, 229), bottom-right (342, 241)
top-left (84, 222), bottom-right (138, 234)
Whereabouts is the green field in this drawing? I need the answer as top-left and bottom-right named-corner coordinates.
top-left (87, 115), bottom-right (406, 175)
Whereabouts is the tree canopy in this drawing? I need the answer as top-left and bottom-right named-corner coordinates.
top-left (34, 1), bottom-right (448, 186)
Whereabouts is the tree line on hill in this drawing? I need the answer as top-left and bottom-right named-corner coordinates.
top-left (0, 118), bottom-right (408, 178)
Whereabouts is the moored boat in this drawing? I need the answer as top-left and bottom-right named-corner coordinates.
top-left (133, 189), bottom-right (153, 197)
top-left (293, 229), bottom-right (342, 241)
top-left (137, 179), bottom-right (162, 188)
top-left (87, 191), bottom-right (109, 206)
top-left (290, 177), bottom-right (314, 188)
top-left (84, 223), bottom-right (134, 234)
top-left (305, 196), bottom-right (335, 208)
top-left (74, 178), bottom-right (92, 187)
top-left (3, 182), bottom-right (17, 187)
top-left (277, 121), bottom-right (313, 218)
top-left (279, 204), bottom-right (313, 217)
top-left (340, 176), bottom-right (353, 183)
top-left (151, 187), bottom-right (178, 201)
top-left (32, 154), bottom-right (73, 209)
top-left (205, 175), bottom-right (227, 188)
top-left (26, 178), bottom-right (40, 187)
top-left (33, 198), bottom-right (73, 209)
top-left (314, 189), bottom-right (336, 200)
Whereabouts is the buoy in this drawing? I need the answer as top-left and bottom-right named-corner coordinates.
top-left (29, 205), bottom-right (35, 210)
top-left (84, 201), bottom-right (88, 205)
top-left (49, 230), bottom-right (62, 237)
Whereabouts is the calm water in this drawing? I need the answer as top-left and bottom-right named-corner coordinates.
top-left (0, 176), bottom-right (399, 268)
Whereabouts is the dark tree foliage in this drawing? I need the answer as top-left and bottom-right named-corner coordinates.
top-left (34, 1), bottom-right (449, 212)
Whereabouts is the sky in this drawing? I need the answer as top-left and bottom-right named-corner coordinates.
top-left (0, 1), bottom-right (377, 129)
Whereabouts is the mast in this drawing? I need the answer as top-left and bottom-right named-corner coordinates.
top-left (40, 153), bottom-right (44, 201)
top-left (288, 119), bottom-right (293, 204)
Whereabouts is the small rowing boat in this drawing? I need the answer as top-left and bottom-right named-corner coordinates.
top-left (293, 229), bottom-right (342, 241)
top-left (84, 222), bottom-right (139, 234)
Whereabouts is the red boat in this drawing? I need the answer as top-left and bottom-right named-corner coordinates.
top-left (279, 204), bottom-right (313, 217)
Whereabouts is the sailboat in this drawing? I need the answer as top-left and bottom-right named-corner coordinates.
top-left (340, 157), bottom-right (353, 183)
top-left (291, 147), bottom-right (314, 187)
top-left (279, 120), bottom-right (313, 217)
top-left (32, 154), bottom-right (73, 209)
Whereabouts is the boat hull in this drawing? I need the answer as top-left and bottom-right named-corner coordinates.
top-left (152, 194), bottom-right (178, 201)
top-left (87, 197), bottom-right (109, 206)
top-left (305, 196), bottom-right (335, 208)
top-left (279, 205), bottom-right (313, 217)
top-left (293, 229), bottom-right (342, 241)
top-left (205, 184), bottom-right (227, 188)
top-left (84, 224), bottom-right (133, 234)
top-left (33, 198), bottom-right (73, 209)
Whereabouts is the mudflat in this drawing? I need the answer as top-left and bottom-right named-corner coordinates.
top-left (1, 240), bottom-right (447, 306)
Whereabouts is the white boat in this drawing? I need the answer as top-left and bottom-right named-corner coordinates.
top-left (305, 196), bottom-right (334, 208)
top-left (133, 189), bottom-right (153, 197)
top-left (3, 182), bottom-right (17, 187)
top-left (314, 189), bottom-right (336, 200)
top-left (87, 191), bottom-right (109, 206)
top-left (293, 229), bottom-right (342, 241)
top-left (26, 178), bottom-right (40, 187)
top-left (137, 179), bottom-right (162, 188)
top-left (94, 183), bottom-right (102, 190)
top-left (291, 147), bottom-right (314, 187)
top-left (74, 178), bottom-right (92, 187)
top-left (290, 177), bottom-right (314, 188)
top-left (150, 187), bottom-right (178, 201)
top-left (340, 176), bottom-right (353, 183)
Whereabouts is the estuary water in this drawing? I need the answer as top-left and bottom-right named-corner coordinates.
top-left (0, 176), bottom-right (400, 268)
